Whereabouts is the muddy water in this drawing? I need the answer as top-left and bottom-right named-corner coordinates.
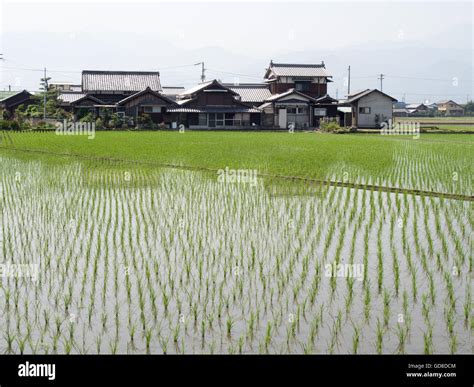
top-left (0, 156), bottom-right (471, 354)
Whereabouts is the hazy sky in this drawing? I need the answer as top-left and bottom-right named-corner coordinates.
top-left (2, 1), bottom-right (471, 54)
top-left (0, 0), bottom-right (472, 101)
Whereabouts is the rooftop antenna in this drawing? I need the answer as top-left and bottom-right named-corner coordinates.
top-left (195, 62), bottom-right (206, 83)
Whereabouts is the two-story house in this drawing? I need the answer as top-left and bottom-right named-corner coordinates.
top-left (168, 80), bottom-right (262, 128)
top-left (437, 100), bottom-right (464, 116)
top-left (260, 61), bottom-right (336, 128)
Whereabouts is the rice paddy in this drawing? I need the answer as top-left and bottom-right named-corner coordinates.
top-left (0, 132), bottom-right (472, 354)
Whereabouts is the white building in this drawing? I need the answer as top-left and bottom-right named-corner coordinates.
top-left (343, 89), bottom-right (397, 128)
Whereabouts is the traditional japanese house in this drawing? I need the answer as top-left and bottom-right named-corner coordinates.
top-left (58, 70), bottom-right (177, 124)
top-left (168, 80), bottom-right (262, 129)
top-left (259, 88), bottom-right (315, 129)
top-left (263, 61), bottom-right (333, 99)
top-left (0, 90), bottom-right (32, 118)
top-left (223, 83), bottom-right (273, 108)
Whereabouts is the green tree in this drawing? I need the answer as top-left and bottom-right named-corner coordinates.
top-left (464, 101), bottom-right (474, 115)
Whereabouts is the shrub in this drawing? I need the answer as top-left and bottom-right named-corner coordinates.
top-left (0, 120), bottom-right (21, 131)
top-left (95, 117), bottom-right (105, 131)
top-left (79, 113), bottom-right (94, 123)
top-left (34, 121), bottom-right (56, 130)
top-left (320, 121), bottom-right (343, 133)
top-left (136, 114), bottom-right (156, 130)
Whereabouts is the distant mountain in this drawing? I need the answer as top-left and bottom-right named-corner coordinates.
top-left (1, 24), bottom-right (472, 104)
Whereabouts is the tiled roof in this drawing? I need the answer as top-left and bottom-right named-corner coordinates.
top-left (224, 83), bottom-right (272, 103)
top-left (58, 92), bottom-right (87, 104)
top-left (315, 94), bottom-right (338, 104)
top-left (266, 62), bottom-right (331, 78)
top-left (405, 103), bottom-right (425, 109)
top-left (82, 70), bottom-right (162, 92)
top-left (167, 106), bottom-right (261, 113)
top-left (265, 88), bottom-right (315, 102)
top-left (179, 80), bottom-right (238, 98)
top-left (0, 90), bottom-right (22, 102)
top-left (179, 81), bottom-right (214, 97)
top-left (116, 87), bottom-right (176, 105)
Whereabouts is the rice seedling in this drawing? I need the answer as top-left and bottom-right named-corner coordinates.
top-left (352, 325), bottom-right (360, 354)
top-left (423, 324), bottom-right (434, 354)
top-left (0, 135), bottom-right (471, 354)
top-left (376, 319), bottom-right (384, 354)
top-left (396, 324), bottom-right (407, 354)
top-left (383, 289), bottom-right (391, 327)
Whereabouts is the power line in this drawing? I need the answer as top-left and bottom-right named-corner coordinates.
top-left (206, 68), bottom-right (262, 80)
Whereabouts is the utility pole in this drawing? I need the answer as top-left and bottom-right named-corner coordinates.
top-left (336, 88), bottom-right (338, 100)
top-left (378, 73), bottom-right (385, 91)
top-left (347, 65), bottom-right (351, 95)
top-left (195, 62), bottom-right (206, 83)
top-left (40, 68), bottom-right (51, 120)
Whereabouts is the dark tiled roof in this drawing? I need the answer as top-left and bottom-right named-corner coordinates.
top-left (117, 87), bottom-right (176, 105)
top-left (58, 92), bottom-right (87, 104)
top-left (0, 90), bottom-right (25, 102)
top-left (224, 83), bottom-right (272, 103)
top-left (71, 94), bottom-right (105, 105)
top-left (82, 70), bottom-right (162, 92)
top-left (167, 106), bottom-right (261, 113)
top-left (265, 88), bottom-right (316, 102)
top-left (266, 62), bottom-right (331, 78)
top-left (179, 80), bottom-right (238, 98)
top-left (179, 81), bottom-right (214, 97)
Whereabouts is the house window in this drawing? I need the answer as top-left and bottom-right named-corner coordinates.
top-left (225, 113), bottom-right (235, 126)
top-left (143, 106), bottom-right (162, 113)
top-left (287, 107), bottom-right (308, 114)
top-left (295, 81), bottom-right (311, 92)
top-left (208, 112), bottom-right (238, 127)
top-left (198, 113), bottom-right (207, 126)
top-left (359, 107), bottom-right (371, 114)
top-left (314, 108), bottom-right (327, 116)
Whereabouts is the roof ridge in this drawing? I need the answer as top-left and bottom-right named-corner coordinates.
top-left (83, 70), bottom-right (160, 75)
top-left (271, 63), bottom-right (325, 68)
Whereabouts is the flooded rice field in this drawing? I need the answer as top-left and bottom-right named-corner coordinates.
top-left (0, 155), bottom-right (471, 354)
